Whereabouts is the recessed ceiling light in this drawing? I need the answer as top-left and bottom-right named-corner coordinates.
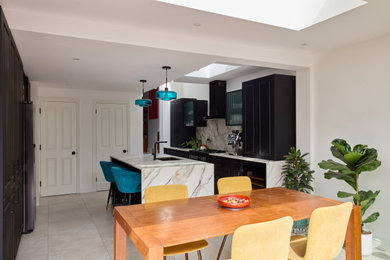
top-left (156, 0), bottom-right (367, 31)
top-left (72, 58), bottom-right (80, 61)
top-left (185, 63), bottom-right (240, 79)
top-left (301, 43), bottom-right (308, 47)
top-left (193, 23), bottom-right (201, 27)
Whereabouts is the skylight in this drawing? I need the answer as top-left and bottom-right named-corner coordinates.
top-left (156, 0), bottom-right (367, 31)
top-left (185, 63), bottom-right (240, 78)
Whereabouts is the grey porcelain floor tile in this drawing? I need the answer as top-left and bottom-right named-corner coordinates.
top-left (48, 245), bottom-right (110, 260)
top-left (48, 194), bottom-right (82, 204)
top-left (38, 197), bottom-right (49, 206)
top-left (49, 210), bottom-right (91, 223)
top-left (16, 234), bottom-right (48, 257)
top-left (48, 218), bottom-right (96, 234)
top-left (48, 202), bottom-right (87, 214)
top-left (48, 228), bottom-right (102, 253)
top-left (16, 253), bottom-right (48, 260)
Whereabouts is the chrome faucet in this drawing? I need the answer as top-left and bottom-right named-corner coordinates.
top-left (153, 141), bottom-right (167, 160)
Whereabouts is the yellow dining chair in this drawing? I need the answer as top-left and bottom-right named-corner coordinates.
top-left (231, 216), bottom-right (294, 260)
top-left (216, 176), bottom-right (252, 260)
top-left (144, 184), bottom-right (208, 260)
top-left (289, 202), bottom-right (353, 260)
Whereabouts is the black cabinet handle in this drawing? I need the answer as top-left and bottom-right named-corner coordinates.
top-left (123, 149), bottom-right (127, 154)
top-left (72, 151), bottom-right (76, 155)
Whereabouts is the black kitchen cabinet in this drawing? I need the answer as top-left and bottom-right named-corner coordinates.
top-left (170, 98), bottom-right (196, 147)
top-left (226, 90), bottom-right (242, 126)
top-left (1, 7), bottom-right (26, 260)
top-left (211, 156), bottom-right (243, 194)
top-left (242, 74), bottom-right (296, 160)
top-left (183, 100), bottom-right (207, 127)
top-left (207, 80), bottom-right (226, 119)
top-left (164, 148), bottom-right (190, 159)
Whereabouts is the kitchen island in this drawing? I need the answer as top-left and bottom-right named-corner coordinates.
top-left (111, 154), bottom-right (214, 202)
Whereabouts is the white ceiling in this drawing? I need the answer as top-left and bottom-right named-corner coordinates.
top-left (2, 0), bottom-right (390, 91)
top-left (156, 0), bottom-right (367, 31)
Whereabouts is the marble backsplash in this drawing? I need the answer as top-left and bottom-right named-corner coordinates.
top-left (196, 119), bottom-right (242, 153)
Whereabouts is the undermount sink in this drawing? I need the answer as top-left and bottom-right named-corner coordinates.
top-left (156, 157), bottom-right (182, 161)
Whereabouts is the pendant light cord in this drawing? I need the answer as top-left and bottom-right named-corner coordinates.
top-left (165, 67), bottom-right (169, 91)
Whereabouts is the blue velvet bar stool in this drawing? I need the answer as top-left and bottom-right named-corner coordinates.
top-left (111, 167), bottom-right (141, 205)
top-left (99, 161), bottom-right (117, 210)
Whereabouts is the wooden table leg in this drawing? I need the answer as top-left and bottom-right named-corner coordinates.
top-left (144, 246), bottom-right (164, 260)
top-left (115, 218), bottom-right (127, 260)
top-left (345, 206), bottom-right (361, 260)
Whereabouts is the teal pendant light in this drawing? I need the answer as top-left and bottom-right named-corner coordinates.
top-left (135, 80), bottom-right (152, 107)
top-left (156, 66), bottom-right (177, 101)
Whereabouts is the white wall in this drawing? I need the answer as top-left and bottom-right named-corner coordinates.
top-left (31, 82), bottom-right (143, 196)
top-left (312, 35), bottom-right (390, 244)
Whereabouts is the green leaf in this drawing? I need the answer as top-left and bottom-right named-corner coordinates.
top-left (331, 146), bottom-right (347, 163)
top-left (337, 191), bottom-right (359, 201)
top-left (318, 160), bottom-right (350, 171)
top-left (354, 148), bottom-right (380, 172)
top-left (324, 171), bottom-right (356, 190)
top-left (344, 152), bottom-right (363, 166)
top-left (332, 139), bottom-right (351, 155)
top-left (356, 160), bottom-right (381, 174)
top-left (353, 144), bottom-right (367, 154)
top-left (359, 190), bottom-right (380, 216)
top-left (362, 212), bottom-right (380, 224)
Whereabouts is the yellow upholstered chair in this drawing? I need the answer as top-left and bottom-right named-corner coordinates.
top-left (144, 184), bottom-right (208, 260)
top-left (289, 202), bottom-right (353, 260)
top-left (216, 176), bottom-right (252, 260)
top-left (217, 176), bottom-right (252, 195)
top-left (231, 216), bottom-right (294, 260)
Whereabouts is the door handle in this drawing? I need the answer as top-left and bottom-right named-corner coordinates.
top-left (72, 151), bottom-right (76, 155)
top-left (123, 149), bottom-right (127, 154)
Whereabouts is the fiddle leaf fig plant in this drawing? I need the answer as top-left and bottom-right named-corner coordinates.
top-left (318, 139), bottom-right (381, 230)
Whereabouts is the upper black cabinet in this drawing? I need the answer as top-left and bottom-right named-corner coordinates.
top-left (183, 100), bottom-right (208, 127)
top-left (226, 90), bottom-right (242, 126)
top-left (242, 74), bottom-right (296, 160)
top-left (170, 99), bottom-right (196, 147)
top-left (207, 80), bottom-right (226, 119)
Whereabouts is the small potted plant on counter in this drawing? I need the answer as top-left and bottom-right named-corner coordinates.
top-left (318, 138), bottom-right (381, 256)
top-left (281, 147), bottom-right (314, 234)
top-left (181, 136), bottom-right (202, 150)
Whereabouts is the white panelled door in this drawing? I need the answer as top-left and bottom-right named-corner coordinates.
top-left (40, 101), bottom-right (77, 197)
top-left (96, 103), bottom-right (128, 191)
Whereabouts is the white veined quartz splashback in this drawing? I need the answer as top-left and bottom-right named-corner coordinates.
top-left (196, 118), bottom-right (242, 153)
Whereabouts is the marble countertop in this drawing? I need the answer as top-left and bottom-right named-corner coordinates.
top-left (111, 154), bottom-right (208, 170)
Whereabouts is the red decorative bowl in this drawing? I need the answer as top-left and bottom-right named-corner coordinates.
top-left (218, 195), bottom-right (251, 209)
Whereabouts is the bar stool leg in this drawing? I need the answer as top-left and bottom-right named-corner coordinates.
top-left (216, 235), bottom-right (228, 260)
top-left (106, 183), bottom-right (112, 210)
top-left (185, 253), bottom-right (189, 260)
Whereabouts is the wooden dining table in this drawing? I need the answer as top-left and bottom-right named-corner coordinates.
top-left (113, 187), bottom-right (361, 260)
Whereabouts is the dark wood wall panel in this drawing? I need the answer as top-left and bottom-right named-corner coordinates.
top-left (1, 7), bottom-right (25, 260)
